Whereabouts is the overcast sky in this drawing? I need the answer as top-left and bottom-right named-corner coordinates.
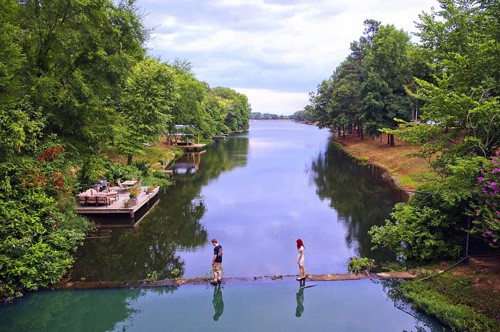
top-left (138, 0), bottom-right (439, 115)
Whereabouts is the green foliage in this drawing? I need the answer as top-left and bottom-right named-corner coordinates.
top-left (398, 278), bottom-right (500, 332)
top-left (469, 152), bottom-right (500, 248)
top-left (19, 0), bottom-right (146, 150)
top-left (0, 0), bottom-right (24, 105)
top-left (0, 0), bottom-right (250, 301)
top-left (117, 57), bottom-right (178, 164)
top-left (249, 112), bottom-right (288, 120)
top-left (171, 268), bottom-right (181, 278)
top-left (209, 87), bottom-right (251, 134)
top-left (369, 195), bottom-right (461, 261)
top-left (306, 20), bottom-right (415, 143)
top-left (347, 257), bottom-right (376, 274)
top-left (364, 0), bottom-right (500, 262)
top-left (146, 271), bottom-right (159, 281)
top-left (0, 104), bottom-right (44, 161)
top-left (0, 148), bottom-right (89, 300)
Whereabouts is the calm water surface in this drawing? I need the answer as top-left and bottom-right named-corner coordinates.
top-left (0, 121), bottom-right (446, 331)
top-left (0, 280), bottom-right (444, 332)
top-left (72, 121), bottom-right (401, 281)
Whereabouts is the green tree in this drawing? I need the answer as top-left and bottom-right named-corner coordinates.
top-left (0, 104), bottom-right (45, 162)
top-left (0, 0), bottom-right (25, 105)
top-left (170, 62), bottom-right (214, 137)
top-left (361, 24), bottom-right (413, 145)
top-left (210, 87), bottom-right (250, 133)
top-left (18, 0), bottom-right (146, 151)
top-left (117, 58), bottom-right (178, 164)
top-left (370, 0), bottom-right (499, 260)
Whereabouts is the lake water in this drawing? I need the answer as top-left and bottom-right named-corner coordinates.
top-left (0, 121), bottom-right (446, 331)
top-left (71, 121), bottom-right (401, 281)
top-left (0, 280), bottom-right (445, 332)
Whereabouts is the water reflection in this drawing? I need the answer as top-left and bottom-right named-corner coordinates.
top-left (212, 283), bottom-right (224, 321)
top-left (0, 287), bottom-right (169, 331)
top-left (73, 122), bottom-right (401, 281)
top-left (0, 281), bottom-right (445, 331)
top-left (295, 280), bottom-right (305, 317)
top-left (173, 151), bottom-right (205, 174)
top-left (72, 137), bottom-right (249, 281)
top-left (309, 142), bottom-right (400, 262)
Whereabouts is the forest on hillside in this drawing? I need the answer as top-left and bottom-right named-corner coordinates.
top-left (294, 0), bottom-right (499, 262)
top-left (0, 0), bottom-right (250, 300)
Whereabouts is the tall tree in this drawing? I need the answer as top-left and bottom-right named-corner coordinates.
top-left (117, 58), bottom-right (178, 164)
top-left (371, 0), bottom-right (500, 259)
top-left (361, 24), bottom-right (412, 145)
top-left (170, 62), bottom-right (214, 137)
top-left (211, 87), bottom-right (251, 133)
top-left (18, 0), bottom-right (146, 151)
top-left (0, 0), bottom-right (25, 106)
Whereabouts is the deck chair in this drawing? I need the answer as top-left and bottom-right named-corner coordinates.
top-left (96, 195), bottom-right (109, 206)
top-left (86, 195), bottom-right (97, 206)
top-left (77, 194), bottom-right (87, 206)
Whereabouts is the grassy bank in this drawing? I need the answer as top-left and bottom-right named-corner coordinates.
top-left (334, 133), bottom-right (437, 190)
top-left (336, 133), bottom-right (500, 330)
top-left (398, 264), bottom-right (500, 331)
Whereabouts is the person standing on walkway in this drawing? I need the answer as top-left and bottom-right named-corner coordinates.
top-left (211, 239), bottom-right (223, 283)
top-left (296, 239), bottom-right (306, 280)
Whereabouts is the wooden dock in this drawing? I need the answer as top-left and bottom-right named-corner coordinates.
top-left (76, 186), bottom-right (160, 227)
top-left (178, 143), bottom-right (206, 152)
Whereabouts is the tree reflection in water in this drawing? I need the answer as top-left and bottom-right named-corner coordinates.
top-left (309, 142), bottom-right (401, 263)
top-left (0, 287), bottom-right (174, 331)
top-left (72, 137), bottom-right (249, 281)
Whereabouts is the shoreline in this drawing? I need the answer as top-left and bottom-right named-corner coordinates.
top-left (250, 119), bottom-right (293, 122)
top-left (331, 132), bottom-right (435, 191)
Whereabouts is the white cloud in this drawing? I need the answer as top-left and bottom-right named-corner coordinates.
top-left (234, 88), bottom-right (309, 115)
top-left (139, 0), bottom-right (439, 114)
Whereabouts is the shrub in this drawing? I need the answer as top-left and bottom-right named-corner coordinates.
top-left (347, 257), bottom-right (376, 274)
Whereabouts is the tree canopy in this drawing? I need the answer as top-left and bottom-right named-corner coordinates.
top-left (301, 0), bottom-right (499, 261)
top-left (0, 0), bottom-right (250, 300)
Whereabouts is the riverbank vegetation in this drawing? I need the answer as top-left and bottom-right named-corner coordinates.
top-left (296, 0), bottom-right (499, 327)
top-left (297, 0), bottom-right (499, 261)
top-left (0, 0), bottom-right (250, 301)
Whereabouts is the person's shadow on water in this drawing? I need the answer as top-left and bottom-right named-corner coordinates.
top-left (212, 283), bottom-right (224, 321)
top-left (295, 279), bottom-right (305, 318)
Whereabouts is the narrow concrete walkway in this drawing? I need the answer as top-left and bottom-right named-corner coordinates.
top-left (49, 272), bottom-right (415, 290)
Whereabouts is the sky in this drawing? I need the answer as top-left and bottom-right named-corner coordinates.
top-left (138, 0), bottom-right (439, 115)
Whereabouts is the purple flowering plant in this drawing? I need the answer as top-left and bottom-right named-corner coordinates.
top-left (471, 151), bottom-right (500, 248)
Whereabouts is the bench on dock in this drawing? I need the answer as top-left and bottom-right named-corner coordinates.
top-left (76, 188), bottom-right (117, 206)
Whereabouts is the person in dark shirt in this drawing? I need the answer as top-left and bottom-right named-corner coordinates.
top-left (211, 239), bottom-right (223, 283)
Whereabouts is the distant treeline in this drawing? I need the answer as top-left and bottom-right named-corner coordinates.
top-left (250, 112), bottom-right (290, 120)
